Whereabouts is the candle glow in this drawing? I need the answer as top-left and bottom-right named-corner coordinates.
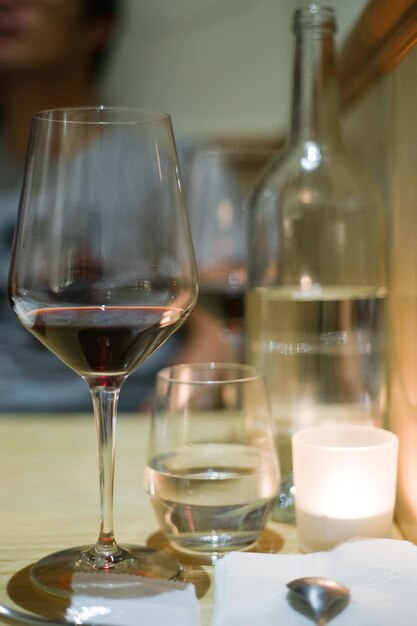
top-left (292, 425), bottom-right (398, 552)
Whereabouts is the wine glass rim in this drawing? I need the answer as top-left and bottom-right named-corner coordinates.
top-left (157, 362), bottom-right (262, 385)
top-left (33, 106), bottom-right (171, 125)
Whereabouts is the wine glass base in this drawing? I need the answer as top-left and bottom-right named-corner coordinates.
top-left (30, 544), bottom-right (183, 598)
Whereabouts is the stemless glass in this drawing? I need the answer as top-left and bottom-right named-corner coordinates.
top-left (146, 363), bottom-right (280, 556)
top-left (8, 107), bottom-right (199, 596)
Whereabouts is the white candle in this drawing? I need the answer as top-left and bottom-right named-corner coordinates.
top-left (292, 424), bottom-right (398, 553)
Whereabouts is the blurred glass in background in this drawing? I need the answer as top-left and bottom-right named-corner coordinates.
top-left (186, 141), bottom-right (277, 362)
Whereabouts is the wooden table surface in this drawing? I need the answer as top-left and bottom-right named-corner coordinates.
top-left (0, 414), bottom-right (402, 625)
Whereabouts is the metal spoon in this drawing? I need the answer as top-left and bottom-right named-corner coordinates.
top-left (287, 577), bottom-right (350, 625)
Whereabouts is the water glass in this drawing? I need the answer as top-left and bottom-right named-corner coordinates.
top-left (146, 363), bottom-right (280, 555)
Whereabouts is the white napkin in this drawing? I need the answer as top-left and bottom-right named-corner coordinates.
top-left (66, 573), bottom-right (201, 626)
top-left (213, 538), bottom-right (417, 626)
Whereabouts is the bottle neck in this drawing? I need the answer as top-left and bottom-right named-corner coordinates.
top-left (290, 21), bottom-right (342, 145)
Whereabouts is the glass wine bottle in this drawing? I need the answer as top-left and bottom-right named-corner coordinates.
top-left (246, 4), bottom-right (387, 522)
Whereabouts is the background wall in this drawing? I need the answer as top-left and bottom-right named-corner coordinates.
top-left (341, 38), bottom-right (417, 545)
top-left (103, 0), bottom-right (366, 141)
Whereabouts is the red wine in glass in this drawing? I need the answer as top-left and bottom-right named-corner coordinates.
top-left (24, 305), bottom-right (187, 384)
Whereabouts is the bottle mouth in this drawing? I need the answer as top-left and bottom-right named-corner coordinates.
top-left (293, 4), bottom-right (336, 33)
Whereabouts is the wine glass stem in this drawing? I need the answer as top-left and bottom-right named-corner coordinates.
top-left (90, 383), bottom-right (120, 553)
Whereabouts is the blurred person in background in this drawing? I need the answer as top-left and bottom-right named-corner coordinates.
top-left (0, 0), bottom-right (226, 412)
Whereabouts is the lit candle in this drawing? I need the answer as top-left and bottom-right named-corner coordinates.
top-left (292, 425), bottom-right (398, 553)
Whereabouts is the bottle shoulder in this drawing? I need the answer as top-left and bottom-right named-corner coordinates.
top-left (249, 140), bottom-right (384, 215)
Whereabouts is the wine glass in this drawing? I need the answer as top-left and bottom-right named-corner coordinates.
top-left (186, 142), bottom-right (275, 361)
top-left (8, 107), bottom-right (198, 596)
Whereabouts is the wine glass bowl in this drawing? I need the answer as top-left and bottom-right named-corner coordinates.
top-left (186, 141), bottom-right (276, 361)
top-left (8, 107), bottom-right (198, 595)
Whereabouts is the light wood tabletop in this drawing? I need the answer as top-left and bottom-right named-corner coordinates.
top-left (0, 414), bottom-right (402, 625)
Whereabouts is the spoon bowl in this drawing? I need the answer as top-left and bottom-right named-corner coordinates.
top-left (287, 576), bottom-right (350, 625)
